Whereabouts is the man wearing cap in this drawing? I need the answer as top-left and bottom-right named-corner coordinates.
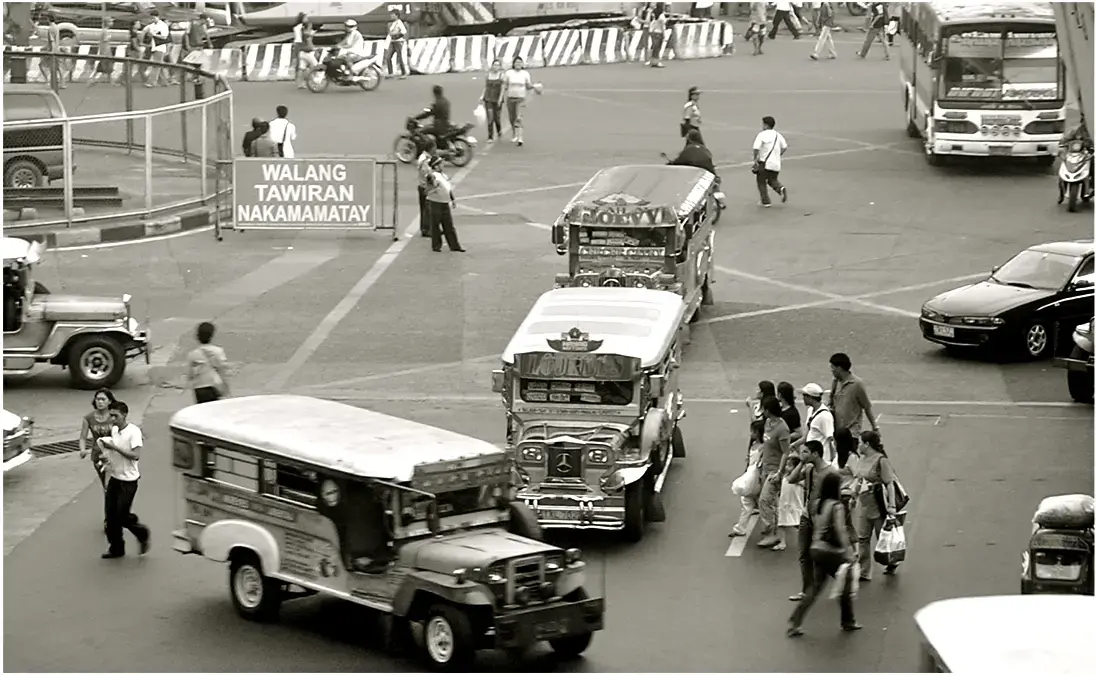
top-left (793, 383), bottom-right (835, 463)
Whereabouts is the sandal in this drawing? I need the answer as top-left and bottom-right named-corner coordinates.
top-left (788, 592), bottom-right (806, 602)
top-left (786, 626), bottom-right (804, 638)
top-left (771, 542), bottom-right (787, 551)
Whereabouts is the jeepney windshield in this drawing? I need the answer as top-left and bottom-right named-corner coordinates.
top-left (520, 378), bottom-right (635, 405)
top-left (400, 484), bottom-right (506, 524)
top-left (577, 227), bottom-right (668, 249)
top-left (939, 28), bottom-right (1063, 102)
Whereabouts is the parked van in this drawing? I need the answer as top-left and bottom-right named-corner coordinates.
top-left (2, 86), bottom-right (70, 189)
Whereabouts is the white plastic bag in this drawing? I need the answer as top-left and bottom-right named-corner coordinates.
top-left (829, 562), bottom-right (861, 600)
top-left (874, 522), bottom-right (907, 566)
top-left (472, 102), bottom-right (487, 129)
top-left (732, 464), bottom-right (760, 497)
top-left (1033, 494), bottom-right (1094, 529)
top-left (788, 12), bottom-right (803, 32)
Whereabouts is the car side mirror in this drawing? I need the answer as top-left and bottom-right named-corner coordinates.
top-left (648, 374), bottom-right (665, 399)
top-left (491, 369), bottom-right (506, 394)
top-left (1072, 277), bottom-right (1093, 290)
top-left (551, 223), bottom-right (565, 246)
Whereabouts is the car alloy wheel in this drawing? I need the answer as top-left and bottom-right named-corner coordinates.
top-left (233, 563), bottom-right (264, 610)
top-left (1025, 323), bottom-right (1049, 357)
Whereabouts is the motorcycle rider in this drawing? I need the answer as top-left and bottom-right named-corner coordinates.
top-left (327, 18), bottom-right (365, 79)
top-left (668, 129), bottom-right (718, 176)
top-left (414, 85), bottom-right (453, 151)
top-left (1059, 118), bottom-right (1094, 198)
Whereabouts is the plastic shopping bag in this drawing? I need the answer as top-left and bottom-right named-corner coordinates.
top-left (731, 464), bottom-right (760, 497)
top-left (788, 12), bottom-right (802, 32)
top-left (874, 521), bottom-right (907, 567)
top-left (472, 102), bottom-right (488, 129)
top-left (829, 562), bottom-right (861, 600)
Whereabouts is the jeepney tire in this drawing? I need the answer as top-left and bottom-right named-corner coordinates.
top-left (622, 481), bottom-right (646, 543)
top-left (671, 425), bottom-right (686, 458)
top-left (67, 335), bottom-right (125, 390)
top-left (1067, 349), bottom-right (1093, 403)
top-left (549, 632), bottom-right (593, 660)
top-left (508, 501), bottom-right (544, 542)
top-left (422, 604), bottom-right (476, 670)
top-left (228, 553), bottom-right (283, 622)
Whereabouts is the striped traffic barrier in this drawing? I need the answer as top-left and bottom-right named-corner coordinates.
top-left (622, 29), bottom-right (675, 62)
top-left (672, 21), bottom-right (726, 59)
top-left (540, 29), bottom-right (585, 68)
top-left (492, 34), bottom-right (545, 68)
top-left (183, 48), bottom-right (246, 81)
top-left (449, 34), bottom-right (495, 72)
top-left (2, 44), bottom-right (211, 83)
top-left (408, 37), bottom-right (451, 75)
top-left (583, 27), bottom-right (628, 65)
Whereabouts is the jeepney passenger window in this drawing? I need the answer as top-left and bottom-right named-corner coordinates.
top-left (260, 462), bottom-right (319, 507)
top-left (204, 446), bottom-right (259, 492)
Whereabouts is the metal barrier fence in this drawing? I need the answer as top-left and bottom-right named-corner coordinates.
top-left (2, 50), bottom-right (233, 229)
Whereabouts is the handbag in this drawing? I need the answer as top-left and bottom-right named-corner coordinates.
top-left (809, 500), bottom-right (847, 568)
top-left (472, 102), bottom-right (488, 129)
top-left (873, 519), bottom-right (907, 566)
top-left (752, 136), bottom-right (777, 174)
top-left (732, 463), bottom-right (760, 497)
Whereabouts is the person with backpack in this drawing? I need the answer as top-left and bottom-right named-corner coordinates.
top-left (788, 471), bottom-right (860, 636)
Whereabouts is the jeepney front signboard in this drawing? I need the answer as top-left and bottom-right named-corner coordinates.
top-left (234, 158), bottom-right (376, 229)
top-left (515, 352), bottom-right (640, 381)
top-left (566, 193), bottom-right (677, 227)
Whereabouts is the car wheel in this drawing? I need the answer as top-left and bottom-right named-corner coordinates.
top-left (1021, 321), bottom-right (1051, 360)
top-left (67, 335), bottom-right (125, 389)
top-left (622, 480), bottom-right (646, 543)
top-left (549, 632), bottom-right (593, 659)
top-left (1067, 347), bottom-right (1093, 403)
top-left (5, 160), bottom-right (44, 189)
top-left (422, 605), bottom-right (475, 670)
top-left (229, 553), bottom-right (282, 622)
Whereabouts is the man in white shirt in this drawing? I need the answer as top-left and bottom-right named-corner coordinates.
top-left (384, 9), bottom-right (409, 79)
top-left (416, 137), bottom-right (437, 238)
top-left (97, 401), bottom-right (150, 558)
top-left (752, 115), bottom-right (789, 207)
top-left (267, 105), bottom-right (296, 158)
top-left (142, 9), bottom-right (170, 87)
top-left (793, 383), bottom-right (836, 463)
top-left (768, 0), bottom-right (802, 39)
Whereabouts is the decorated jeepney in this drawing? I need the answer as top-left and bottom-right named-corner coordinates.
top-left (492, 288), bottom-right (688, 543)
top-left (551, 165), bottom-right (717, 324)
top-left (170, 395), bottom-right (604, 670)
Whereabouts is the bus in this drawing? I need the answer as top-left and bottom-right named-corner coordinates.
top-left (898, 2), bottom-right (1066, 166)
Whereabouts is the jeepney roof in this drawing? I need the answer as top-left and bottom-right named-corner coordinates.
top-left (501, 287), bottom-right (686, 369)
top-left (563, 165), bottom-right (715, 222)
top-left (169, 395), bottom-right (504, 483)
top-left (2, 237), bottom-right (43, 265)
top-left (914, 595), bottom-right (1095, 673)
top-left (929, 2), bottom-right (1055, 25)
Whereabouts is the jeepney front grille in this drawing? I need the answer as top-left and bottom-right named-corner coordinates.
top-left (546, 444), bottom-right (585, 480)
top-left (505, 555), bottom-right (546, 605)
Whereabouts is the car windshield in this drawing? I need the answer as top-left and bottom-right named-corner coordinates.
top-left (991, 250), bottom-right (1081, 290)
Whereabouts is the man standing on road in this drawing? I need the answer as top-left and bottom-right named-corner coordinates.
top-left (425, 158), bottom-right (465, 253)
top-left (268, 105), bottom-right (296, 158)
top-left (828, 352), bottom-right (879, 459)
top-left (416, 137), bottom-right (437, 238)
top-left (793, 383), bottom-right (835, 462)
top-left (752, 115), bottom-right (788, 208)
top-left (786, 440), bottom-right (837, 601)
top-left (250, 121), bottom-right (280, 157)
top-left (384, 8), bottom-right (409, 79)
top-left (768, 0), bottom-right (801, 40)
top-left (97, 401), bottom-right (150, 559)
top-left (142, 9), bottom-right (170, 87)
top-left (858, 2), bottom-right (891, 60)
top-left (809, 1), bottom-right (837, 60)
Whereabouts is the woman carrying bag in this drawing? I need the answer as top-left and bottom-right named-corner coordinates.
top-left (788, 472), bottom-right (860, 636)
top-left (851, 430), bottom-right (900, 580)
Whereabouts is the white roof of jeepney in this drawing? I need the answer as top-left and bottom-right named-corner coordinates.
top-left (501, 287), bottom-right (687, 369)
top-left (2, 237), bottom-right (43, 263)
top-left (914, 595), bottom-right (1095, 674)
top-left (168, 395), bottom-right (504, 483)
top-left (929, 2), bottom-right (1055, 24)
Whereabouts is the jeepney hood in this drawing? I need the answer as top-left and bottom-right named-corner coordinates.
top-left (38, 295), bottom-right (127, 322)
top-left (400, 528), bottom-right (558, 574)
top-left (514, 418), bottom-right (633, 441)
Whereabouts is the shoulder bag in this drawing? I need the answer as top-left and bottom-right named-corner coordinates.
top-left (870, 456), bottom-right (911, 514)
top-left (752, 136), bottom-right (776, 175)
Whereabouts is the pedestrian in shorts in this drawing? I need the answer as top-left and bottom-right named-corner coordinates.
top-left (97, 401), bottom-right (151, 559)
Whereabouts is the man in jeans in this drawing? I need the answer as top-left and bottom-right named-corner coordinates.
top-left (858, 2), bottom-right (890, 60)
top-left (809, 1), bottom-right (837, 60)
top-left (97, 401), bottom-right (150, 559)
top-left (785, 440), bottom-right (836, 601)
top-left (752, 115), bottom-right (788, 208)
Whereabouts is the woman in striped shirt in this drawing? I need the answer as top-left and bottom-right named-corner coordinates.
top-left (502, 57), bottom-right (542, 147)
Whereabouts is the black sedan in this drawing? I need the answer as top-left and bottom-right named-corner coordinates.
top-left (920, 240), bottom-right (1095, 359)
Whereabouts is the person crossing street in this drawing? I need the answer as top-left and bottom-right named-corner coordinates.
top-left (97, 401), bottom-right (150, 559)
top-left (809, 1), bottom-right (837, 60)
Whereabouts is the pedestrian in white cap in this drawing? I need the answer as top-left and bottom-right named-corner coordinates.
top-left (794, 383), bottom-right (835, 463)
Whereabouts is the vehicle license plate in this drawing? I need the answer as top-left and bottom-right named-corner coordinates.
top-left (933, 325), bottom-right (956, 338)
top-left (539, 509), bottom-right (582, 522)
top-left (989, 146), bottom-right (1013, 156)
top-left (534, 618), bottom-right (569, 639)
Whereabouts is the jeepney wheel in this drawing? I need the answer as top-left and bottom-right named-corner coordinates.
top-left (1067, 347), bottom-right (1094, 403)
top-left (508, 501), bottom-right (544, 541)
top-left (67, 335), bottom-right (125, 390)
top-left (622, 481), bottom-right (646, 543)
top-left (671, 425), bottom-right (686, 458)
top-left (229, 554), bottom-right (283, 622)
top-left (549, 632), bottom-right (593, 659)
top-left (422, 604), bottom-right (475, 670)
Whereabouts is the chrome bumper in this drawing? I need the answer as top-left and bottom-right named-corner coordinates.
top-left (518, 492), bottom-right (626, 531)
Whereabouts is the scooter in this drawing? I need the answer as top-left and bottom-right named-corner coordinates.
top-left (659, 152), bottom-right (726, 224)
top-left (1057, 140), bottom-right (1094, 213)
top-left (394, 115), bottom-right (477, 167)
top-left (306, 49), bottom-right (382, 93)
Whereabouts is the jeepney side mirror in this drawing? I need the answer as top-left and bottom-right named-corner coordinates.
top-left (551, 223), bottom-right (565, 246)
top-left (648, 374), bottom-right (665, 399)
top-left (491, 369), bottom-right (506, 394)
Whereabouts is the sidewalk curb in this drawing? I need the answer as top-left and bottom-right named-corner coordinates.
top-left (15, 205), bottom-right (229, 249)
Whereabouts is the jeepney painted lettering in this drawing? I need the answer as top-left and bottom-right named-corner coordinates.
top-left (281, 529), bottom-right (339, 580)
top-left (577, 246), bottom-right (666, 259)
top-left (515, 352), bottom-right (639, 381)
top-left (185, 476), bottom-right (298, 523)
top-left (568, 205), bottom-right (677, 226)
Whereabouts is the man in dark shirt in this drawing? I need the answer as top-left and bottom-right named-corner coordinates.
top-left (828, 352), bottom-right (879, 458)
top-left (858, 2), bottom-right (890, 60)
top-left (241, 117), bottom-right (264, 157)
top-left (668, 129), bottom-right (717, 175)
top-left (415, 85), bottom-right (452, 148)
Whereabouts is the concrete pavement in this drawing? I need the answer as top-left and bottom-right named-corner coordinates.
top-left (5, 38), bottom-right (1094, 672)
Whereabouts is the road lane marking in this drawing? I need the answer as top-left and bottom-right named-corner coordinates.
top-left (296, 354), bottom-right (502, 391)
top-left (725, 515), bottom-right (758, 557)
top-left (267, 151), bottom-right (490, 392)
top-left (713, 266), bottom-right (921, 318)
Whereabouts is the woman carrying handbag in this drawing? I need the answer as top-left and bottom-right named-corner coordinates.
top-left (788, 472), bottom-right (861, 636)
top-left (851, 430), bottom-right (900, 580)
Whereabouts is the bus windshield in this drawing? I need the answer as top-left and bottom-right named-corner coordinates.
top-left (940, 28), bottom-right (1062, 102)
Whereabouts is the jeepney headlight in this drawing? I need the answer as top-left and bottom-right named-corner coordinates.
top-left (520, 446), bottom-right (544, 462)
top-left (599, 470), bottom-right (625, 493)
top-left (1021, 551), bottom-right (1030, 577)
top-left (515, 587), bottom-right (532, 605)
top-left (453, 568), bottom-right (468, 584)
top-left (545, 552), bottom-right (564, 572)
top-left (588, 448), bottom-right (609, 464)
top-left (564, 547), bottom-right (582, 565)
top-left (619, 443), bottom-right (640, 461)
top-left (127, 317), bottom-right (139, 334)
top-left (581, 280), bottom-right (592, 287)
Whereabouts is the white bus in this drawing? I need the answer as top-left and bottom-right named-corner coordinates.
top-left (898, 2), bottom-right (1066, 166)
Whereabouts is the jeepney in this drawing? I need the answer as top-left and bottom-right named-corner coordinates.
top-left (492, 287), bottom-right (688, 543)
top-left (170, 395), bottom-right (604, 670)
top-left (2, 236), bottom-right (150, 389)
top-left (550, 165), bottom-right (717, 325)
top-left (914, 595), bottom-right (1094, 672)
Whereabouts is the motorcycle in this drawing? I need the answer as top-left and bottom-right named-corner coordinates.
top-left (394, 115), bottom-right (477, 168)
top-left (306, 49), bottom-right (382, 93)
top-left (659, 152), bottom-right (725, 224)
top-left (1057, 140), bottom-right (1094, 213)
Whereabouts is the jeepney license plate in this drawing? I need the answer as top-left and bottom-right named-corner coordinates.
top-left (989, 146), bottom-right (1012, 156)
top-left (933, 325), bottom-right (955, 338)
top-left (534, 618), bottom-right (570, 639)
top-left (540, 509), bottom-right (582, 521)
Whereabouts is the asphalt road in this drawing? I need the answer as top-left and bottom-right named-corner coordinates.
top-left (5, 36), bottom-right (1094, 672)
